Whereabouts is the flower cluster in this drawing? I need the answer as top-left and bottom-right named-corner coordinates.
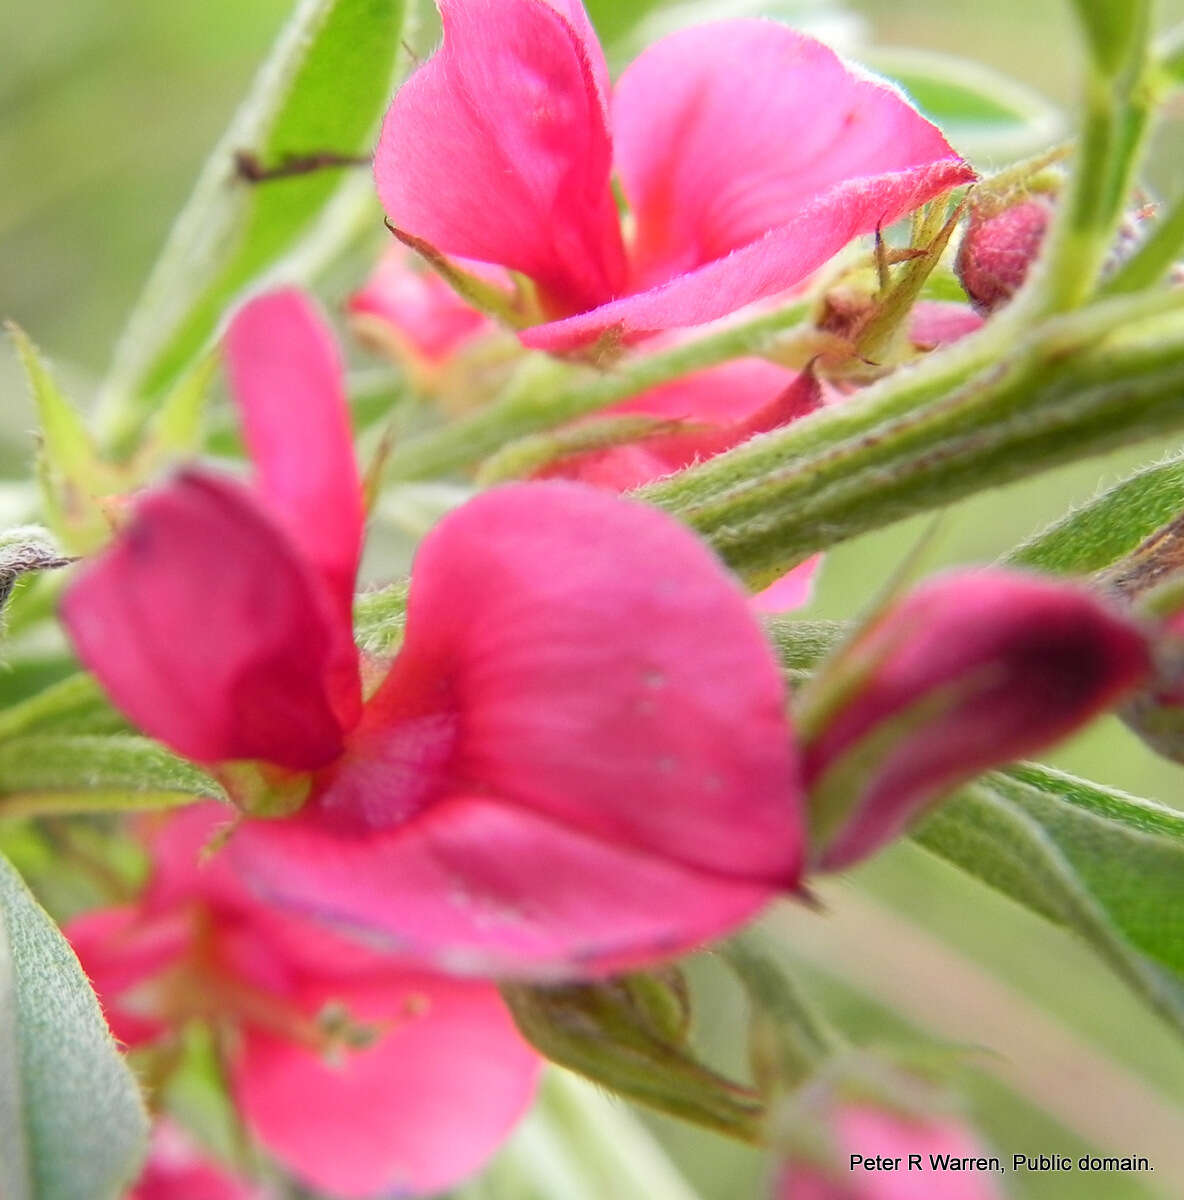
top-left (51, 3), bottom-right (1165, 1196)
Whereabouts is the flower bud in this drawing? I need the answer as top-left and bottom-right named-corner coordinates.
top-left (956, 197), bottom-right (1052, 313)
top-left (800, 570), bottom-right (1151, 870)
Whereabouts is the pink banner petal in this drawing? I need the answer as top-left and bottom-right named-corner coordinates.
top-left (613, 21), bottom-right (967, 288)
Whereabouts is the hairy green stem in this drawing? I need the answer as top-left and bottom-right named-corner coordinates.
top-left (381, 300), bottom-right (811, 481)
top-left (641, 292), bottom-right (1184, 586)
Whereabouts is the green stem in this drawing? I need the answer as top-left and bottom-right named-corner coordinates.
top-left (641, 291), bottom-right (1184, 586)
top-left (382, 299), bottom-right (812, 482)
top-left (1036, 47), bottom-right (1155, 312)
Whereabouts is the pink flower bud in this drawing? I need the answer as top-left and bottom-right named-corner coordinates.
top-left (802, 570), bottom-right (1150, 870)
top-left (956, 198), bottom-right (1051, 314)
top-left (776, 1106), bottom-right (1006, 1200)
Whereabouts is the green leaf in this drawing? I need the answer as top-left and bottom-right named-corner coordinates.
top-left (0, 851), bottom-right (148, 1199)
top-left (861, 49), bottom-right (1063, 164)
top-left (97, 0), bottom-right (415, 445)
top-left (1004, 451), bottom-right (1184, 574)
top-left (0, 735), bottom-right (223, 820)
top-left (914, 766), bottom-right (1184, 1034)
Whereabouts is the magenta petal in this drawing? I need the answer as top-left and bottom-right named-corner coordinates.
top-left (374, 0), bottom-right (626, 317)
top-left (368, 482), bottom-right (802, 884)
top-left (234, 971), bottom-right (539, 1198)
top-left (61, 472), bottom-right (346, 769)
top-left (613, 21), bottom-right (968, 287)
top-left (523, 158), bottom-right (974, 351)
top-left (232, 794), bottom-right (778, 977)
top-left (751, 557), bottom-right (821, 614)
top-left (224, 289), bottom-right (362, 727)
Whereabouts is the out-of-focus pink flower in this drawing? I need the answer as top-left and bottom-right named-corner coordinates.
top-left (536, 361), bottom-right (826, 611)
top-left (777, 1106), bottom-right (1006, 1200)
top-left (956, 198), bottom-right (1052, 314)
top-left (375, 1), bottom-right (974, 352)
top-left (62, 289), bottom-right (803, 978)
top-left (71, 806), bottom-right (541, 1199)
top-left (128, 1122), bottom-right (263, 1200)
top-left (348, 244), bottom-right (500, 368)
top-left (802, 569), bottom-right (1150, 870)
top-left (907, 301), bottom-right (985, 351)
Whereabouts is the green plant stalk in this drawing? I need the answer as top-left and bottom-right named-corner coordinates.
top-left (641, 293), bottom-right (1184, 586)
top-left (1036, 58), bottom-right (1155, 313)
top-left (381, 299), bottom-right (813, 481)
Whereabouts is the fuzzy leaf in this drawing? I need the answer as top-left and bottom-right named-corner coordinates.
top-left (915, 766), bottom-right (1184, 1034)
top-left (98, 0), bottom-right (414, 440)
top-left (1005, 452), bottom-right (1184, 575)
top-left (0, 851), bottom-right (148, 1199)
top-left (0, 735), bottom-right (222, 820)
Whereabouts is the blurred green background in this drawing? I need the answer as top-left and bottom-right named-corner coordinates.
top-left (3, 1), bottom-right (1184, 1197)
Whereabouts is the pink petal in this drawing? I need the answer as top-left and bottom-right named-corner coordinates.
top-left (233, 969), bottom-right (540, 1197)
top-left (129, 1122), bottom-right (261, 1200)
top-left (232, 794), bottom-right (778, 976)
top-left (751, 557), bottom-right (821, 614)
top-left (908, 300), bottom-right (985, 350)
top-left (65, 906), bottom-right (191, 1048)
top-left (612, 357), bottom-right (798, 425)
top-left (613, 21), bottom-right (968, 288)
top-left (224, 289), bottom-right (362, 728)
top-left (523, 158), bottom-right (974, 351)
top-left (348, 245), bottom-right (496, 364)
top-left (778, 1106), bottom-right (1006, 1200)
top-left (61, 471), bottom-right (346, 769)
top-left (542, 358), bottom-right (801, 488)
top-left (374, 0), bottom-right (626, 318)
top-left (360, 482), bottom-right (801, 884)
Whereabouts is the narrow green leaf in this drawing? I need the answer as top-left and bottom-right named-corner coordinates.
top-left (1005, 451), bottom-right (1184, 574)
top-left (0, 735), bottom-right (223, 819)
top-left (861, 49), bottom-right (1063, 163)
top-left (97, 0), bottom-right (414, 444)
top-left (914, 768), bottom-right (1184, 1034)
top-left (0, 851), bottom-right (148, 1199)
top-left (6, 326), bottom-right (95, 481)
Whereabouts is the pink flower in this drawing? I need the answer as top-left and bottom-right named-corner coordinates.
top-left (777, 1106), bottom-right (1006, 1200)
top-left (801, 570), bottom-right (1150, 870)
top-left (374, 1), bottom-right (975, 352)
top-left (62, 288), bottom-right (803, 977)
top-left (128, 1122), bottom-right (265, 1200)
top-left (348, 244), bottom-right (499, 367)
top-left (70, 805), bottom-right (541, 1198)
